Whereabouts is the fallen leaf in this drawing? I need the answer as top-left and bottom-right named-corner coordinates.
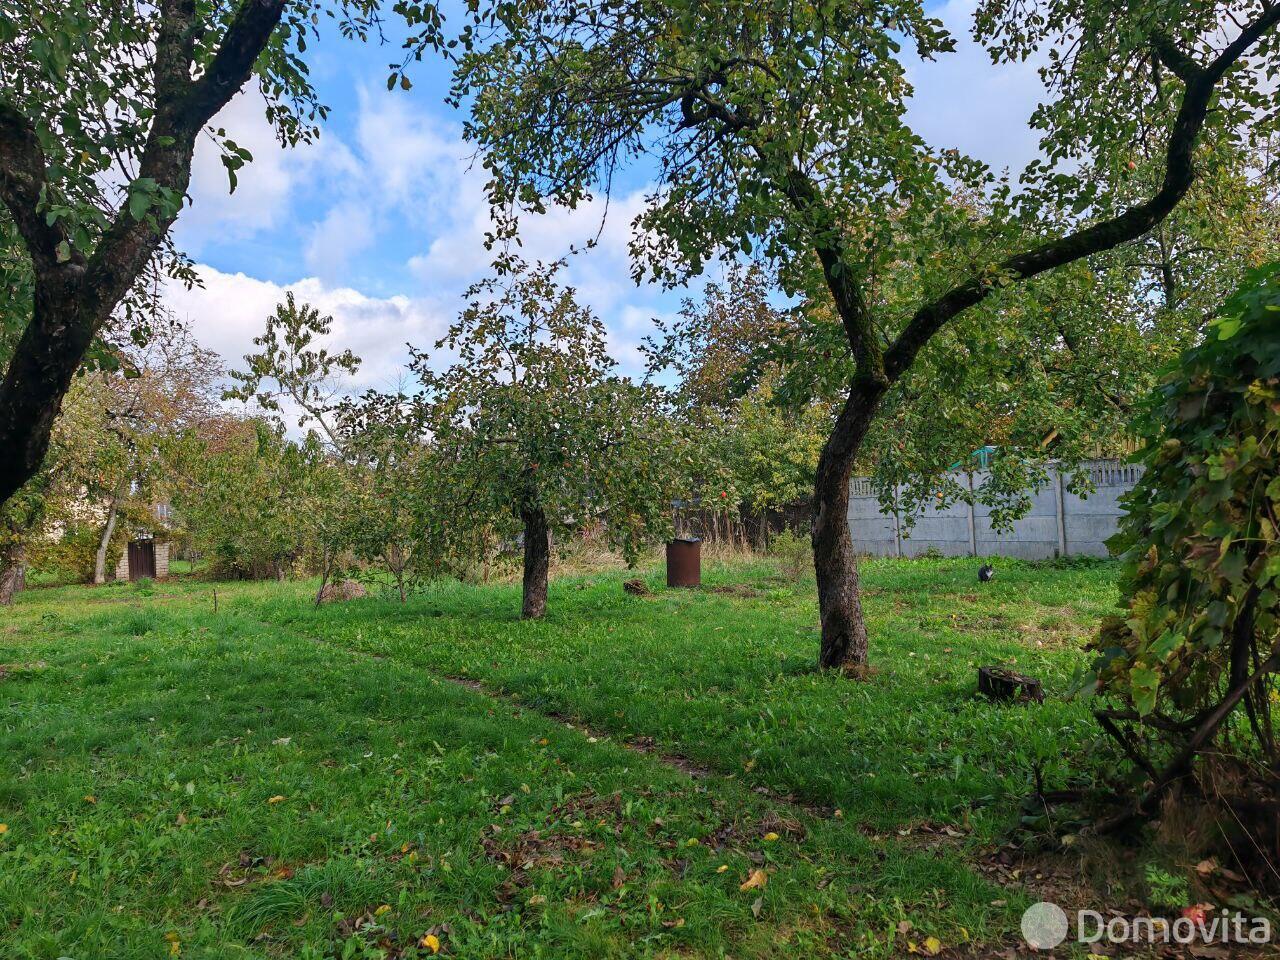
top-left (374, 904), bottom-right (391, 917)
top-left (923, 936), bottom-right (943, 956)
top-left (740, 869), bottom-right (768, 892)
top-left (1195, 858), bottom-right (1218, 876)
top-left (267, 795), bottom-right (286, 805)
top-left (421, 934), bottom-right (441, 954)
top-left (612, 865), bottom-right (626, 889)
top-left (751, 896), bottom-right (763, 918)
top-left (1182, 903), bottom-right (1212, 925)
top-left (661, 917), bottom-right (685, 928)
top-left (0, 823), bottom-right (8, 834)
top-left (717, 864), bottom-right (729, 874)
top-left (763, 832), bottom-right (780, 842)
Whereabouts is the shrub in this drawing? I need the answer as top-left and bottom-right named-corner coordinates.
top-left (770, 528), bottom-right (811, 581)
top-left (1084, 264), bottom-right (1280, 866)
top-left (27, 524), bottom-right (103, 585)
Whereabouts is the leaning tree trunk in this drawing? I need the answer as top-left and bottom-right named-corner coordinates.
top-left (93, 486), bottom-right (123, 585)
top-left (521, 505), bottom-right (550, 619)
top-left (812, 381), bottom-right (886, 672)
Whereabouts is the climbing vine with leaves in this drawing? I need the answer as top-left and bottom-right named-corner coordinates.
top-left (1086, 262), bottom-right (1280, 842)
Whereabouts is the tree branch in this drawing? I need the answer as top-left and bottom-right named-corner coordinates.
top-left (1150, 32), bottom-right (1202, 85)
top-left (84, 0), bottom-right (287, 316)
top-left (181, 0), bottom-right (289, 132)
top-left (0, 100), bottom-right (77, 275)
top-left (884, 5), bottom-right (1280, 382)
top-left (779, 168), bottom-right (885, 386)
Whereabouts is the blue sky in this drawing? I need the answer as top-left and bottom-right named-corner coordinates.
top-left (163, 0), bottom-right (1049, 400)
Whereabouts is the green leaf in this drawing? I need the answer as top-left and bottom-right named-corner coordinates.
top-left (127, 189), bottom-right (150, 221)
top-left (1130, 666), bottom-right (1160, 716)
top-left (1215, 316), bottom-right (1243, 340)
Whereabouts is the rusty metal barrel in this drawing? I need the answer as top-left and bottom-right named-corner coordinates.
top-left (665, 537), bottom-right (701, 588)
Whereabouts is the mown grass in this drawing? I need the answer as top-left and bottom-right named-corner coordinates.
top-left (1, 556), bottom-right (1128, 958)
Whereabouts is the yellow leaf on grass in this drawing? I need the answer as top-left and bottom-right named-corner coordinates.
top-left (0, 823), bottom-right (8, 834)
top-left (763, 832), bottom-right (779, 842)
top-left (374, 904), bottom-right (391, 917)
top-left (739, 869), bottom-right (767, 892)
top-left (267, 795), bottom-right (286, 805)
top-left (923, 936), bottom-right (943, 956)
top-left (717, 864), bottom-right (729, 873)
top-left (421, 934), bottom-right (441, 954)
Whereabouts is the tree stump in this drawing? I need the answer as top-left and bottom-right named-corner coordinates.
top-left (978, 665), bottom-right (1044, 704)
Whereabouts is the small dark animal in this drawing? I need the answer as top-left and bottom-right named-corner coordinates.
top-left (623, 578), bottom-right (653, 597)
top-left (978, 564), bottom-right (995, 583)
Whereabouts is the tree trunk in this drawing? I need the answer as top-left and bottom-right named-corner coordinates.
top-left (314, 546), bottom-right (331, 606)
top-left (0, 545), bottom-right (25, 605)
top-left (812, 382), bottom-right (886, 672)
top-left (521, 505), bottom-right (550, 619)
top-left (93, 487), bottom-right (123, 585)
top-left (0, 283), bottom-right (99, 508)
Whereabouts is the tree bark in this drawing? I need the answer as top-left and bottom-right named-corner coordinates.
top-left (314, 545), bottom-right (331, 606)
top-left (0, 544), bottom-right (25, 605)
top-left (521, 505), bottom-right (550, 619)
top-left (93, 486), bottom-right (123, 584)
top-left (812, 380), bottom-right (886, 670)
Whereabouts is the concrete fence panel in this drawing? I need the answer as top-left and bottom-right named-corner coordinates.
top-left (847, 459), bottom-right (1144, 560)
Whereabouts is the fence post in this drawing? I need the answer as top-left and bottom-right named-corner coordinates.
top-left (893, 484), bottom-right (903, 558)
top-left (966, 472), bottom-right (977, 557)
top-left (1054, 466), bottom-right (1068, 557)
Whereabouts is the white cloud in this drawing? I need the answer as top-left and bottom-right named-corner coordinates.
top-left (162, 264), bottom-right (452, 396)
top-left (305, 200), bottom-right (377, 279)
top-left (904, 0), bottom-right (1050, 176)
top-left (181, 87), bottom-right (320, 245)
top-left (170, 80), bottom-right (706, 392)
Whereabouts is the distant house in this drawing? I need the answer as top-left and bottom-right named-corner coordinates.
top-left (113, 502), bottom-right (173, 582)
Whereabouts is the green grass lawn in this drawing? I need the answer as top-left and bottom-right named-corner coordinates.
top-left (0, 556), bottom-right (1146, 958)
